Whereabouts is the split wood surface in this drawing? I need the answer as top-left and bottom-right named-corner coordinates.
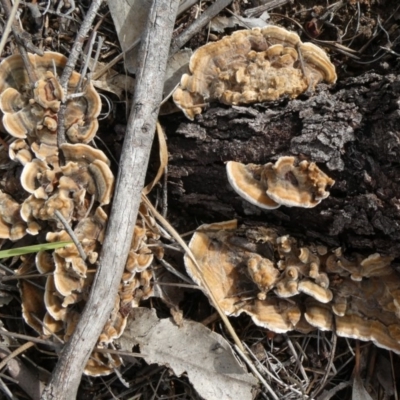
top-left (41, 0), bottom-right (180, 398)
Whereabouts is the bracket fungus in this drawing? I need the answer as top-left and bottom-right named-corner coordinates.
top-left (227, 156), bottom-right (334, 209)
top-left (0, 191), bottom-right (27, 241)
top-left (0, 49), bottom-right (165, 377)
top-left (173, 25), bottom-right (337, 120)
top-left (0, 51), bottom-right (101, 143)
top-left (184, 220), bottom-right (400, 354)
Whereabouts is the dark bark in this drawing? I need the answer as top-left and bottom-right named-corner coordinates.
top-left (163, 71), bottom-right (400, 258)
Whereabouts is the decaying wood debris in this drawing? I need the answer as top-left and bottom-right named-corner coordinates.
top-left (0, 0), bottom-right (399, 399)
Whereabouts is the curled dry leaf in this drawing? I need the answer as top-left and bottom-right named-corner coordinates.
top-left (118, 307), bottom-right (258, 400)
top-left (184, 220), bottom-right (400, 354)
top-left (173, 25), bottom-right (336, 120)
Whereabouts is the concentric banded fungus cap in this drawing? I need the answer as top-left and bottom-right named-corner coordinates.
top-left (0, 191), bottom-right (27, 240)
top-left (184, 220), bottom-right (248, 315)
top-left (304, 299), bottom-right (333, 331)
top-left (44, 275), bottom-right (67, 321)
top-left (226, 161), bottom-right (279, 209)
top-left (298, 279), bottom-right (333, 303)
top-left (43, 312), bottom-right (63, 335)
top-left (9, 139), bottom-right (32, 165)
top-left (274, 266), bottom-right (300, 298)
top-left (359, 253), bottom-right (394, 278)
top-left (0, 52), bottom-right (101, 142)
top-left (99, 297), bottom-right (127, 345)
top-left (335, 312), bottom-right (400, 354)
top-left (173, 26), bottom-right (336, 120)
top-left (242, 298), bottom-right (301, 333)
top-left (74, 206), bottom-right (108, 244)
top-left (263, 157), bottom-right (335, 208)
top-left (20, 159), bottom-right (56, 199)
top-left (18, 262), bottom-right (46, 333)
top-left (60, 143), bottom-right (110, 166)
top-left (60, 144), bottom-right (114, 205)
top-left (84, 352), bottom-right (122, 377)
top-left (299, 42), bottom-right (337, 84)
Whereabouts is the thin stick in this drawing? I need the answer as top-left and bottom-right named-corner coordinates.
top-left (91, 0), bottom-right (199, 81)
top-left (41, 1), bottom-right (180, 398)
top-left (0, 0), bottom-right (21, 56)
top-left (234, 344), bottom-right (278, 400)
top-left (0, 341), bottom-right (34, 372)
top-left (142, 194), bottom-right (245, 353)
top-left (169, 0), bottom-right (233, 56)
top-left (0, 0), bottom-right (38, 83)
top-left (54, 210), bottom-right (87, 261)
top-left (57, 0), bottom-right (104, 148)
top-left (311, 332), bottom-right (337, 398)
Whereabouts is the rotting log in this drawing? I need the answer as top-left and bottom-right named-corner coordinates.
top-left (41, 0), bottom-right (180, 398)
top-left (162, 71), bottom-right (400, 258)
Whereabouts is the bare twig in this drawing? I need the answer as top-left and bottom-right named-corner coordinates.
top-left (141, 194), bottom-right (245, 353)
top-left (41, 1), bottom-right (180, 398)
top-left (0, 0), bottom-right (21, 56)
top-left (243, 0), bottom-right (292, 17)
top-left (0, 0), bottom-right (38, 83)
top-left (57, 0), bottom-right (104, 148)
top-left (170, 0), bottom-right (233, 56)
top-left (0, 341), bottom-right (34, 372)
top-left (311, 332), bottom-right (337, 398)
top-left (234, 344), bottom-right (279, 400)
top-left (91, 1), bottom-right (200, 81)
top-left (54, 210), bottom-right (87, 261)
top-left (0, 0), bottom-right (43, 56)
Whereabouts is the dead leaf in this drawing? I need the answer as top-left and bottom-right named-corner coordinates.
top-left (107, 0), bottom-right (152, 73)
top-left (352, 375), bottom-right (374, 400)
top-left (118, 308), bottom-right (258, 400)
top-left (163, 49), bottom-right (192, 98)
top-left (92, 73), bottom-right (135, 99)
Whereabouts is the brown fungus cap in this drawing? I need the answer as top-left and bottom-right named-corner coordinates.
top-left (53, 253), bottom-right (85, 298)
top-left (226, 161), bottom-right (279, 209)
top-left (184, 219), bottom-right (250, 315)
top-left (304, 299), bottom-right (333, 331)
top-left (247, 254), bottom-right (279, 297)
top-left (18, 262), bottom-right (46, 333)
top-left (31, 142), bottom-right (59, 168)
top-left (242, 298), bottom-right (301, 333)
top-left (263, 156), bottom-right (335, 208)
top-left (44, 275), bottom-right (67, 321)
top-left (335, 312), bottom-right (400, 354)
top-left (60, 143), bottom-right (110, 166)
top-left (173, 26), bottom-right (336, 120)
top-left (84, 352), bottom-right (122, 377)
top-left (298, 279), bottom-right (333, 303)
top-left (0, 52), bottom-right (101, 142)
top-left (43, 312), bottom-right (64, 335)
top-left (0, 191), bottom-right (27, 240)
top-left (60, 149), bottom-right (114, 206)
top-left (20, 159), bottom-right (56, 199)
top-left (227, 157), bottom-right (334, 210)
top-left (9, 139), bottom-right (32, 165)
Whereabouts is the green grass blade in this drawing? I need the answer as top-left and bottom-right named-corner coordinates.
top-left (0, 241), bottom-right (74, 259)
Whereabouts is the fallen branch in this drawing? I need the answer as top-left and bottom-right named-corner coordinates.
top-left (41, 0), bottom-right (180, 398)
